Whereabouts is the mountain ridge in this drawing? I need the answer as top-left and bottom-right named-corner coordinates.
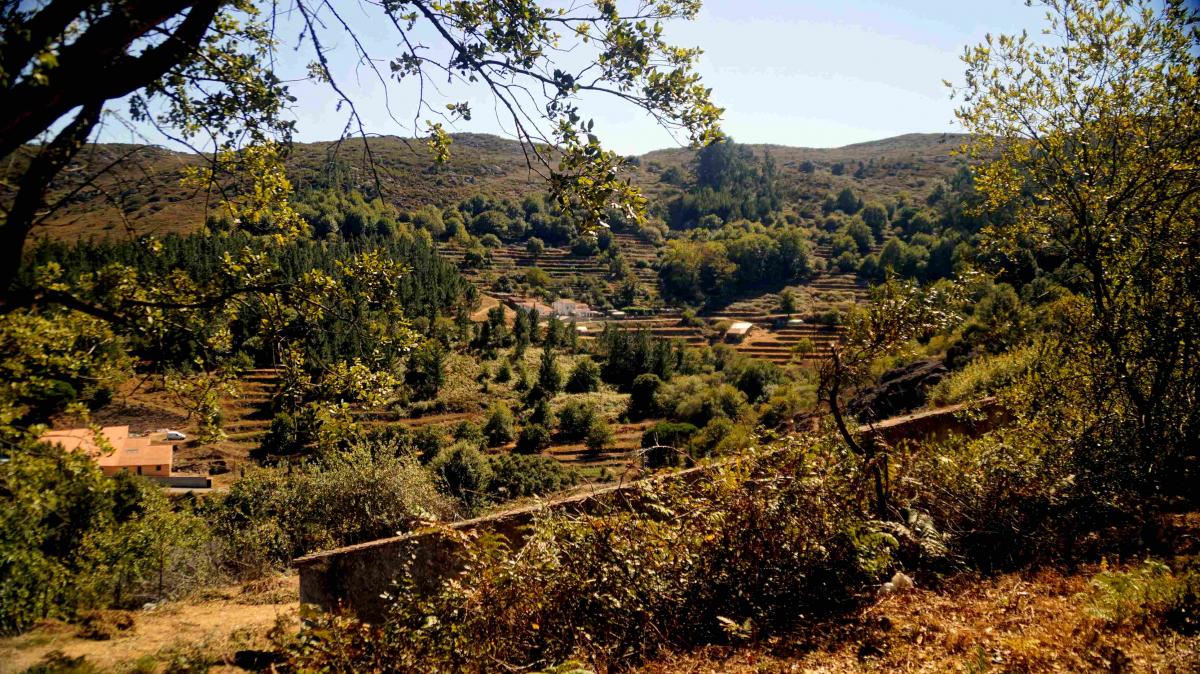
top-left (11, 131), bottom-right (969, 241)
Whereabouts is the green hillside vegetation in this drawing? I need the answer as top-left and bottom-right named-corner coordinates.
top-left (1, 0), bottom-right (1198, 672)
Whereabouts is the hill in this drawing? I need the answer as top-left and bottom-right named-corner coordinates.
top-left (15, 132), bottom-right (968, 241)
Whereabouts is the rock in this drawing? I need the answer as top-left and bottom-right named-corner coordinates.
top-left (880, 571), bottom-right (915, 596)
top-left (850, 359), bottom-right (948, 422)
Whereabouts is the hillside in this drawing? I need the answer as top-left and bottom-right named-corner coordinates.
top-left (15, 132), bottom-right (968, 241)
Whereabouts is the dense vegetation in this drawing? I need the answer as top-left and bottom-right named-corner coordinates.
top-left (2, 1), bottom-right (1199, 672)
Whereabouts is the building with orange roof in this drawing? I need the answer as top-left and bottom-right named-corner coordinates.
top-left (40, 425), bottom-right (173, 478)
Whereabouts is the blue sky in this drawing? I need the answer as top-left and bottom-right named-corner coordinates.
top-left (106, 0), bottom-right (1040, 154)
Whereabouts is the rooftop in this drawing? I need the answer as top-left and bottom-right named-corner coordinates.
top-left (40, 425), bottom-right (173, 469)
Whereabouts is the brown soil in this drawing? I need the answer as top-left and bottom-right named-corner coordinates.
top-left (0, 575), bottom-right (299, 674)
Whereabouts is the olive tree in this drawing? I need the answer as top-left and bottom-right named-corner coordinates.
top-left (953, 0), bottom-right (1200, 492)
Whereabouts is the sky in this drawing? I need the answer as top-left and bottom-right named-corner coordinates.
top-left (104, 0), bottom-right (1042, 155)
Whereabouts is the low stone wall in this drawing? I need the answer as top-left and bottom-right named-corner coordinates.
top-left (294, 400), bottom-right (998, 623)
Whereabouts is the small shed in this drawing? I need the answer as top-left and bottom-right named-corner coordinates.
top-left (725, 321), bottom-right (754, 343)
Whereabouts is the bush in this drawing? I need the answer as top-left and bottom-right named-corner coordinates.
top-left (488, 454), bottom-right (580, 500)
top-left (286, 443), bottom-right (870, 672)
top-left (256, 410), bottom-right (317, 459)
top-left (556, 400), bottom-right (599, 442)
top-left (451, 420), bottom-right (484, 447)
top-left (688, 417), bottom-right (737, 459)
top-left (431, 442), bottom-right (494, 511)
top-left (626, 373), bottom-right (663, 420)
top-left (515, 424), bottom-right (552, 454)
top-left (564, 358), bottom-right (602, 393)
top-left (1, 445), bottom-right (210, 634)
top-left (483, 403), bottom-right (516, 447)
top-left (641, 422), bottom-right (699, 468)
top-left (1087, 559), bottom-right (1200, 634)
top-left (207, 448), bottom-right (453, 576)
top-left (584, 417), bottom-right (614, 453)
top-left (732, 360), bottom-right (783, 403)
top-left (659, 377), bottom-right (749, 427)
top-left (411, 425), bottom-right (445, 464)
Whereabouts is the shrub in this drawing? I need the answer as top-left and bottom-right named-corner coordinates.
top-left (431, 442), bottom-right (494, 511)
top-left (488, 454), bottom-right (580, 499)
top-left (515, 424), bottom-right (552, 454)
top-left (659, 377), bottom-right (749, 427)
top-left (565, 358), bottom-right (602, 393)
top-left (626, 373), bottom-right (663, 420)
top-left (641, 422), bottom-right (699, 468)
top-left (584, 417), bottom-right (615, 453)
top-left (688, 417), bottom-right (737, 459)
top-left (494, 361), bottom-right (512, 383)
top-left (483, 403), bottom-right (516, 447)
top-left (256, 410), bottom-right (317, 459)
top-left (928, 344), bottom-right (1037, 406)
top-left (1, 446), bottom-right (210, 634)
top-left (286, 443), bottom-right (870, 672)
top-left (411, 425), bottom-right (445, 464)
top-left (207, 448), bottom-right (453, 576)
top-left (537, 348), bottom-right (562, 394)
top-left (556, 400), bottom-right (599, 442)
top-left (451, 420), bottom-right (484, 447)
top-left (732, 360), bottom-right (783, 403)
top-left (1087, 559), bottom-right (1200, 634)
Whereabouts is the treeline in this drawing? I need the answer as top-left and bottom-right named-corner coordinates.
top-left (22, 231), bottom-right (474, 372)
top-left (810, 169), bottom-right (1000, 286)
top-left (658, 224), bottom-right (812, 304)
top-left (659, 138), bottom-right (782, 229)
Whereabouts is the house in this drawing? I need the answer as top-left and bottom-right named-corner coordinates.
top-left (724, 321), bottom-right (755, 343)
top-left (551, 298), bottom-right (600, 318)
top-left (40, 426), bottom-right (173, 478)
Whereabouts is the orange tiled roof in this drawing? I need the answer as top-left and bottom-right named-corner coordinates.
top-left (40, 426), bottom-right (173, 469)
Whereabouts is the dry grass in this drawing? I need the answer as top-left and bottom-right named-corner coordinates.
top-left (638, 564), bottom-right (1200, 673)
top-left (0, 575), bottom-right (299, 674)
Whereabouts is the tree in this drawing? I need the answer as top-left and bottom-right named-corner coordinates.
top-left (0, 1), bottom-right (721, 309)
top-left (515, 424), bottom-right (552, 455)
top-left (819, 278), bottom-right (962, 517)
top-left (584, 417), bottom-right (614, 454)
top-left (556, 400), bottom-right (599, 442)
top-left (536, 346), bottom-right (562, 395)
top-left (860, 202), bottom-right (889, 239)
top-left (954, 0), bottom-right (1200, 493)
top-left (432, 442), bottom-right (494, 511)
top-left (777, 289), bottom-right (797, 316)
top-left (565, 358), bottom-right (602, 394)
top-left (627, 373), bottom-right (664, 420)
top-left (525, 237), bottom-right (546, 262)
top-left (483, 403), bottom-right (516, 447)
top-left (835, 187), bottom-right (862, 214)
top-left (406, 340), bottom-right (447, 400)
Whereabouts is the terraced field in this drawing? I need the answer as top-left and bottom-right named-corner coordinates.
top-left (173, 368), bottom-right (278, 485)
top-left (346, 406), bottom-right (652, 482)
top-left (438, 232), bottom-right (661, 301)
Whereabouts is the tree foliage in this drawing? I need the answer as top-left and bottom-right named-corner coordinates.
top-left (954, 0), bottom-right (1200, 494)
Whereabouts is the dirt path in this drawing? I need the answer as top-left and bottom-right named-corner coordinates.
top-left (0, 575), bottom-right (298, 673)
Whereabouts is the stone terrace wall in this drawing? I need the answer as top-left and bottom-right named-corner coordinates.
top-left (294, 400), bottom-right (999, 623)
